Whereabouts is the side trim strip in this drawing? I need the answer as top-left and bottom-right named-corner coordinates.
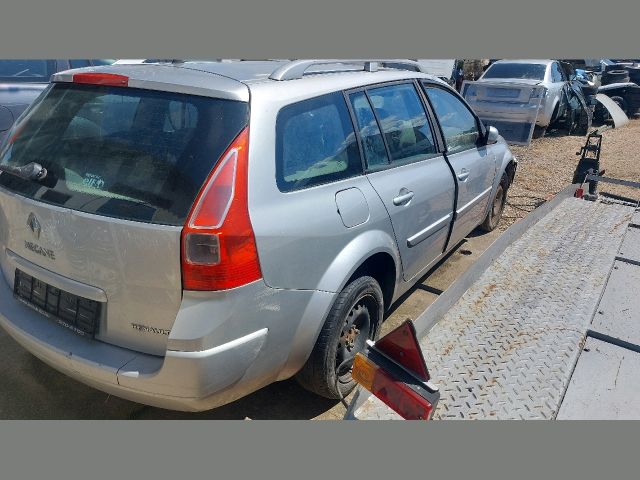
top-left (407, 214), bottom-right (452, 247)
top-left (456, 186), bottom-right (492, 216)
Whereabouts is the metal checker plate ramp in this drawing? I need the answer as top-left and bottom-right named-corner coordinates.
top-left (355, 198), bottom-right (634, 420)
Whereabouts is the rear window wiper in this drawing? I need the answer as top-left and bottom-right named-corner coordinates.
top-left (0, 162), bottom-right (48, 181)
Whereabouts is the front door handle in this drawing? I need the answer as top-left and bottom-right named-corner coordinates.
top-left (457, 168), bottom-right (471, 182)
top-left (393, 189), bottom-right (415, 206)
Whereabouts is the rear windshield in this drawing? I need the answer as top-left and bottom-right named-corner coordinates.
top-left (0, 60), bottom-right (56, 83)
top-left (0, 83), bottom-right (248, 225)
top-left (482, 63), bottom-right (546, 80)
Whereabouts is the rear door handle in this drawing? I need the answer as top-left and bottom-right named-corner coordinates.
top-left (393, 190), bottom-right (414, 206)
top-left (457, 168), bottom-right (471, 182)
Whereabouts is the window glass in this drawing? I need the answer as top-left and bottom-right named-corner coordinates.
top-left (0, 83), bottom-right (248, 225)
top-left (348, 91), bottom-right (388, 170)
top-left (482, 63), bottom-right (546, 80)
top-left (551, 62), bottom-right (565, 82)
top-left (90, 59), bottom-right (116, 66)
top-left (366, 83), bottom-right (436, 165)
top-left (276, 91), bottom-right (361, 192)
top-left (0, 60), bottom-right (55, 83)
top-left (69, 60), bottom-right (91, 69)
top-left (425, 86), bottom-right (480, 154)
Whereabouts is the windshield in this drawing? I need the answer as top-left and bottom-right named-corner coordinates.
top-left (0, 60), bottom-right (56, 83)
top-left (483, 63), bottom-right (547, 80)
top-left (0, 83), bottom-right (248, 225)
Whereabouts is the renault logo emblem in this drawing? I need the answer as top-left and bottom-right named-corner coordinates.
top-left (27, 213), bottom-right (41, 240)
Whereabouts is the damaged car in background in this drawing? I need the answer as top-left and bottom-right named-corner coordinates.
top-left (461, 59), bottom-right (592, 145)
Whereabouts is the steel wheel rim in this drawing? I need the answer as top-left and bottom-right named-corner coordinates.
top-left (335, 294), bottom-right (375, 385)
top-left (492, 186), bottom-right (505, 222)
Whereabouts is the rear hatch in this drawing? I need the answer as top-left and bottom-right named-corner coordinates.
top-left (0, 76), bottom-right (248, 355)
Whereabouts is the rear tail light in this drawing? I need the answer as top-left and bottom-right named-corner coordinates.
top-left (351, 320), bottom-right (439, 420)
top-left (181, 127), bottom-right (262, 291)
top-left (353, 353), bottom-right (434, 420)
top-left (530, 87), bottom-right (547, 99)
top-left (72, 72), bottom-right (129, 87)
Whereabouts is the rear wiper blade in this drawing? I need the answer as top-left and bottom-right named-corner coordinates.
top-left (0, 162), bottom-right (48, 181)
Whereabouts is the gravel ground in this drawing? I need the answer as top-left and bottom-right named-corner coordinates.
top-left (501, 119), bottom-right (640, 231)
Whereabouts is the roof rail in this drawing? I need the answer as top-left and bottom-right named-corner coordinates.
top-left (269, 59), bottom-right (424, 81)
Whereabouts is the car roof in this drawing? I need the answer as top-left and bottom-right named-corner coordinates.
top-left (52, 60), bottom-right (450, 102)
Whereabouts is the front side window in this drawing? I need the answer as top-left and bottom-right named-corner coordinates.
top-left (276, 91), bottom-right (361, 192)
top-left (424, 86), bottom-right (480, 155)
top-left (366, 83), bottom-right (437, 165)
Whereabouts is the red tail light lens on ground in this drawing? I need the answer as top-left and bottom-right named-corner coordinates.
top-left (72, 73), bottom-right (129, 87)
top-left (352, 353), bottom-right (434, 420)
top-left (181, 127), bottom-right (262, 291)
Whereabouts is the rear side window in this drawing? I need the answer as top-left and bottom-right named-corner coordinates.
top-left (276, 91), bottom-right (361, 192)
top-left (366, 83), bottom-right (437, 166)
top-left (0, 83), bottom-right (248, 225)
top-left (424, 86), bottom-right (480, 155)
top-left (550, 62), bottom-right (565, 82)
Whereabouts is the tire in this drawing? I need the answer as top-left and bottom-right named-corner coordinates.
top-left (602, 70), bottom-right (630, 85)
top-left (604, 63), bottom-right (632, 72)
top-left (580, 84), bottom-right (598, 97)
top-left (627, 67), bottom-right (640, 84)
top-left (610, 95), bottom-right (628, 114)
top-left (295, 276), bottom-right (384, 399)
top-left (532, 125), bottom-right (547, 139)
top-left (479, 173), bottom-right (509, 233)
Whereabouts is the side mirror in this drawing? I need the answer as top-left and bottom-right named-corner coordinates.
top-left (485, 125), bottom-right (499, 145)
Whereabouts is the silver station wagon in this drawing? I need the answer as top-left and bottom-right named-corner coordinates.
top-left (0, 59), bottom-right (516, 411)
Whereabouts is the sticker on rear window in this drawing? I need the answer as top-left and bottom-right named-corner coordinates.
top-left (82, 173), bottom-right (106, 190)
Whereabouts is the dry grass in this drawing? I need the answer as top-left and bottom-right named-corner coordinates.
top-left (500, 119), bottom-right (640, 231)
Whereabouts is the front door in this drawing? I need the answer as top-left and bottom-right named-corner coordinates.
top-left (422, 84), bottom-right (498, 247)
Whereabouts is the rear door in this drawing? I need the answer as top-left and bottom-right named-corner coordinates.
top-left (0, 81), bottom-right (248, 355)
top-left (348, 82), bottom-right (455, 282)
top-left (423, 83), bottom-right (497, 247)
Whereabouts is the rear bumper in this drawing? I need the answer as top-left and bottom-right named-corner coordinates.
top-left (0, 272), bottom-right (335, 412)
top-left (466, 98), bottom-right (550, 127)
top-left (0, 282), bottom-right (268, 411)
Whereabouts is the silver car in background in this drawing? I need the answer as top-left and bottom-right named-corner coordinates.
top-left (0, 59), bottom-right (115, 143)
top-left (0, 59), bottom-right (516, 411)
top-left (463, 59), bottom-right (575, 142)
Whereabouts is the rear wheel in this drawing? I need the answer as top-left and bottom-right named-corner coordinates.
top-left (532, 125), bottom-right (547, 139)
top-left (479, 173), bottom-right (509, 232)
top-left (295, 276), bottom-right (384, 399)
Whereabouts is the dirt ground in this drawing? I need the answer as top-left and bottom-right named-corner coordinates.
top-left (501, 119), bottom-right (640, 231)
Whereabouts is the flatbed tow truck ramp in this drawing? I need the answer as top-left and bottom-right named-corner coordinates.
top-left (346, 185), bottom-right (640, 420)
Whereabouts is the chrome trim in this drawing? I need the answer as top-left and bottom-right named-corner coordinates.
top-left (456, 187), bottom-right (493, 216)
top-left (407, 214), bottom-right (452, 247)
